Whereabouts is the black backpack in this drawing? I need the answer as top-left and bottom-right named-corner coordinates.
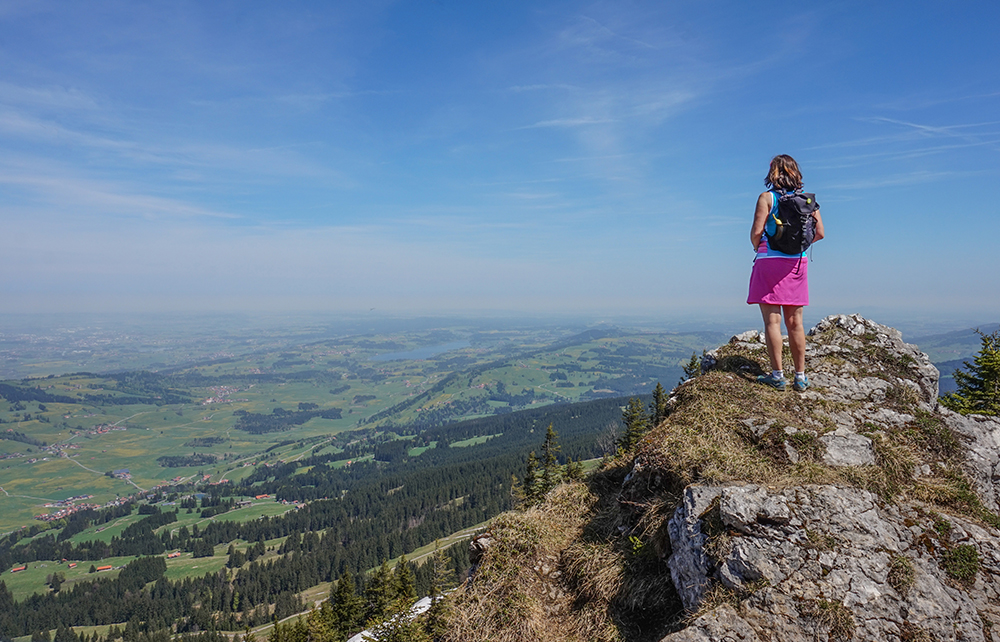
top-left (766, 189), bottom-right (818, 255)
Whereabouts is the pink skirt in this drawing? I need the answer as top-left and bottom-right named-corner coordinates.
top-left (747, 257), bottom-right (809, 306)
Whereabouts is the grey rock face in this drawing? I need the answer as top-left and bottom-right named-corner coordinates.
top-left (942, 407), bottom-right (1000, 512)
top-left (658, 604), bottom-right (758, 642)
top-left (808, 313), bottom-right (939, 408)
top-left (819, 427), bottom-right (875, 466)
top-left (665, 485), bottom-right (990, 642)
top-left (667, 486), bottom-right (724, 611)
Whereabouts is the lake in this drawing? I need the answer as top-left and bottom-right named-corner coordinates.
top-left (370, 340), bottom-right (471, 362)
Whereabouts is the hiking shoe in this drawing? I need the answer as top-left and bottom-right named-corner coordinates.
top-left (792, 376), bottom-right (810, 392)
top-left (756, 373), bottom-right (786, 391)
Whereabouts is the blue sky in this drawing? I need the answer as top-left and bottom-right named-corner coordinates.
top-left (1, 1), bottom-right (998, 329)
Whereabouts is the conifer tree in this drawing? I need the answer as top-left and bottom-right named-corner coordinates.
top-left (539, 423), bottom-right (561, 493)
top-left (54, 625), bottom-right (76, 642)
top-left (364, 561), bottom-right (396, 624)
top-left (289, 617), bottom-right (309, 642)
top-left (521, 451), bottom-right (540, 505)
top-left (680, 352), bottom-right (702, 384)
top-left (650, 382), bottom-right (669, 427)
top-left (267, 620), bottom-right (284, 642)
top-left (305, 603), bottom-right (338, 642)
top-left (618, 397), bottom-right (650, 453)
top-left (425, 546), bottom-right (452, 641)
top-left (564, 457), bottom-right (585, 482)
top-left (329, 570), bottom-right (363, 638)
top-left (942, 329), bottom-right (1000, 416)
top-left (393, 555), bottom-right (417, 605)
top-left (429, 544), bottom-right (453, 597)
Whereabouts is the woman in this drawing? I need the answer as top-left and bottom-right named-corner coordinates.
top-left (748, 154), bottom-right (825, 392)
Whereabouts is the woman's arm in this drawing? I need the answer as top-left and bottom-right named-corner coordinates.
top-left (813, 209), bottom-right (825, 242)
top-left (750, 192), bottom-right (771, 250)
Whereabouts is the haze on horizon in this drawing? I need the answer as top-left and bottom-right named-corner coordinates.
top-left (1, 1), bottom-right (998, 328)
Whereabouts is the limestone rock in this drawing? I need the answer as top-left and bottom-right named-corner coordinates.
top-left (654, 315), bottom-right (1000, 640)
top-left (941, 407), bottom-right (1000, 512)
top-left (667, 485), bottom-right (989, 642)
top-left (819, 427), bottom-right (875, 466)
top-left (659, 604), bottom-right (758, 641)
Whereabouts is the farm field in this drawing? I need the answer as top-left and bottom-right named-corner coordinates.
top-left (4, 499), bottom-right (299, 601)
top-left (0, 328), bottom-right (664, 640)
top-left (0, 324), bottom-right (726, 535)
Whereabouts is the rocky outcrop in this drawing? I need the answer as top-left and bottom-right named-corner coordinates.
top-left (445, 314), bottom-right (1000, 642)
top-left (657, 314), bottom-right (1000, 642)
top-left (666, 483), bottom-right (994, 641)
top-left (943, 408), bottom-right (1000, 513)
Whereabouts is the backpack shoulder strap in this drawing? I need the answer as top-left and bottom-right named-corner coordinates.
top-left (768, 190), bottom-right (781, 224)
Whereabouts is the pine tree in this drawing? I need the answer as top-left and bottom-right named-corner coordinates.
top-left (54, 626), bottom-right (77, 642)
top-left (49, 572), bottom-right (65, 593)
top-left (539, 423), bottom-right (561, 493)
top-left (680, 352), bottom-right (702, 385)
top-left (521, 451), bottom-right (540, 505)
top-left (364, 561), bottom-right (396, 624)
top-left (942, 328), bottom-right (1000, 416)
top-left (329, 570), bottom-right (363, 638)
top-left (564, 457), bottom-right (585, 482)
top-left (425, 547), bottom-right (452, 641)
top-left (428, 543), bottom-right (453, 597)
top-left (393, 555), bottom-right (416, 605)
top-left (618, 397), bottom-right (650, 453)
top-left (649, 382), bottom-right (669, 427)
top-left (305, 603), bottom-right (338, 642)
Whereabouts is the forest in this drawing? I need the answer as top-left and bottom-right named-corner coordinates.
top-left (0, 394), bottom-right (640, 641)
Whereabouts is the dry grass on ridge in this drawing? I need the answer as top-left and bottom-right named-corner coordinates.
top-left (634, 367), bottom-right (830, 491)
top-left (441, 483), bottom-right (609, 642)
top-left (630, 338), bottom-right (1000, 528)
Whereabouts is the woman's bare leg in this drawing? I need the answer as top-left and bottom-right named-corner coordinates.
top-left (759, 303), bottom-right (784, 373)
top-left (782, 305), bottom-right (806, 373)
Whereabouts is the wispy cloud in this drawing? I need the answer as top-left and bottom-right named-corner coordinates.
top-left (867, 117), bottom-right (1000, 143)
top-left (813, 139), bottom-right (1000, 169)
top-left (518, 116), bottom-right (615, 129)
top-left (826, 170), bottom-right (959, 190)
top-left (556, 13), bottom-right (660, 59)
top-left (0, 81), bottom-right (101, 111)
top-left (0, 100), bottom-right (356, 190)
top-left (0, 170), bottom-right (241, 219)
top-left (507, 84), bottom-right (578, 93)
top-left (873, 90), bottom-right (1000, 112)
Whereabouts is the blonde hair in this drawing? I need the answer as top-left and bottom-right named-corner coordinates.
top-left (765, 154), bottom-right (803, 191)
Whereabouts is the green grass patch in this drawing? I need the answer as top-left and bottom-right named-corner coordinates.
top-left (5, 556), bottom-right (135, 600)
top-left (943, 544), bottom-right (979, 583)
top-left (162, 548), bottom-right (229, 581)
top-left (450, 434), bottom-right (502, 448)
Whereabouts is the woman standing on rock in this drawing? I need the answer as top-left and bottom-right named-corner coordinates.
top-left (748, 154), bottom-right (824, 392)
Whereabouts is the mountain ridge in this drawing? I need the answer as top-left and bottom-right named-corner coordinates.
top-left (441, 314), bottom-right (1000, 642)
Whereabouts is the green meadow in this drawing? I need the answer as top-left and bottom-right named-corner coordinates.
top-left (1, 327), bottom-right (723, 535)
top-left (6, 501), bottom-right (297, 600)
